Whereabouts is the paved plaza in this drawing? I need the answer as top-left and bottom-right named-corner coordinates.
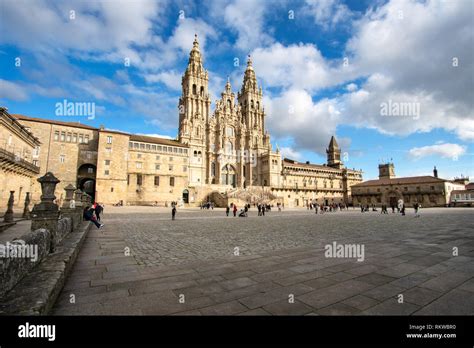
top-left (53, 207), bottom-right (474, 315)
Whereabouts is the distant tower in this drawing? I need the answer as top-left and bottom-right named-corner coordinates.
top-left (326, 136), bottom-right (343, 169)
top-left (433, 166), bottom-right (438, 178)
top-left (379, 163), bottom-right (395, 179)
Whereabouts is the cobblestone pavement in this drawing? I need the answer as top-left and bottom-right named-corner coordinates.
top-left (53, 207), bottom-right (474, 315)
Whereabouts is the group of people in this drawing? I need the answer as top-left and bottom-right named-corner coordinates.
top-left (83, 202), bottom-right (104, 228)
top-left (225, 203), bottom-right (251, 217)
top-left (360, 203), bottom-right (421, 217)
top-left (200, 202), bottom-right (215, 210)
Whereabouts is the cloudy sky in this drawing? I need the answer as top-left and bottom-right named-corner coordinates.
top-left (0, 0), bottom-right (473, 180)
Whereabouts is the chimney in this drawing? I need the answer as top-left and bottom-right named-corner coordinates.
top-left (433, 166), bottom-right (438, 178)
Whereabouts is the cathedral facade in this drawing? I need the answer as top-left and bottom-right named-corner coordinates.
top-left (178, 35), bottom-right (280, 189)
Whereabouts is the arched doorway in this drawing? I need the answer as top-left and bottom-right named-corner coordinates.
top-left (77, 164), bottom-right (96, 202)
top-left (182, 189), bottom-right (189, 204)
top-left (385, 190), bottom-right (403, 207)
top-left (221, 164), bottom-right (236, 188)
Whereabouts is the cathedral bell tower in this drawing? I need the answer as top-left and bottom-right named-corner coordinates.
top-left (327, 136), bottom-right (343, 169)
top-left (237, 56), bottom-right (267, 186)
top-left (178, 34), bottom-right (210, 185)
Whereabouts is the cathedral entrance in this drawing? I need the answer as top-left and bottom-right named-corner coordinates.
top-left (221, 164), bottom-right (237, 188)
top-left (182, 189), bottom-right (189, 204)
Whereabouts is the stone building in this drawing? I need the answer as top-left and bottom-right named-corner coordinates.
top-left (0, 107), bottom-right (40, 209)
top-left (1, 36), bottom-right (363, 207)
top-left (351, 163), bottom-right (465, 207)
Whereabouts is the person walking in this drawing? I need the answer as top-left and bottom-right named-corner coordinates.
top-left (172, 205), bottom-right (177, 220)
top-left (226, 205), bottom-right (230, 216)
top-left (414, 203), bottom-right (421, 218)
top-left (233, 204), bottom-right (237, 217)
top-left (94, 203), bottom-right (103, 222)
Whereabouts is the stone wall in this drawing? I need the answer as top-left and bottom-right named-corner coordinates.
top-left (0, 216), bottom-right (73, 297)
top-left (0, 228), bottom-right (50, 297)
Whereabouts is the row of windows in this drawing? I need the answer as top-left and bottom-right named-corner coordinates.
top-left (134, 154), bottom-right (187, 163)
top-left (54, 131), bottom-right (90, 144)
top-left (453, 194), bottom-right (473, 200)
top-left (128, 175), bottom-right (175, 187)
top-left (355, 186), bottom-right (437, 193)
top-left (129, 142), bottom-right (188, 155)
top-left (134, 162), bottom-right (187, 172)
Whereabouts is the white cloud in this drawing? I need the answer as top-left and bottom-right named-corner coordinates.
top-left (0, 0), bottom-right (164, 61)
top-left (0, 80), bottom-right (28, 101)
top-left (345, 83), bottom-right (358, 92)
top-left (223, 0), bottom-right (273, 51)
top-left (251, 43), bottom-right (355, 92)
top-left (408, 143), bottom-right (467, 160)
top-left (342, 0), bottom-right (474, 140)
top-left (143, 71), bottom-right (182, 90)
top-left (279, 146), bottom-right (303, 161)
top-left (305, 0), bottom-right (353, 29)
top-left (264, 88), bottom-right (341, 153)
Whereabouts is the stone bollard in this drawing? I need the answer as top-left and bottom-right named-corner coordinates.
top-left (61, 184), bottom-right (79, 230)
top-left (74, 189), bottom-right (84, 221)
top-left (81, 192), bottom-right (92, 209)
top-left (30, 172), bottom-right (60, 252)
top-left (3, 191), bottom-right (15, 223)
top-left (22, 192), bottom-right (31, 219)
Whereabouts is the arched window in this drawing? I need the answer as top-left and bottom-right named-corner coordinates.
top-left (227, 99), bottom-right (231, 109)
top-left (211, 162), bottom-right (216, 177)
top-left (193, 150), bottom-right (198, 157)
top-left (251, 100), bottom-right (254, 109)
top-left (256, 101), bottom-right (260, 110)
top-left (196, 126), bottom-right (201, 137)
top-left (192, 84), bottom-right (197, 95)
top-left (226, 127), bottom-right (234, 137)
top-left (200, 86), bottom-right (204, 97)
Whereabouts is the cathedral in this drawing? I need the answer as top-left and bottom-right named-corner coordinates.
top-left (0, 36), bottom-right (363, 209)
top-left (178, 35), bottom-right (280, 189)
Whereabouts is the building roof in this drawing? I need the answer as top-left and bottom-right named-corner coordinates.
top-left (13, 114), bottom-right (98, 131)
top-left (451, 189), bottom-right (473, 195)
top-left (1, 109), bottom-right (41, 145)
top-left (129, 134), bottom-right (187, 147)
top-left (466, 183), bottom-right (474, 190)
top-left (282, 158), bottom-right (360, 173)
top-left (353, 176), bottom-right (447, 187)
top-left (328, 135), bottom-right (339, 149)
top-left (13, 113), bottom-right (186, 148)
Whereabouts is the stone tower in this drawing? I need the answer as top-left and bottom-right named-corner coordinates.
top-left (178, 34), bottom-right (210, 185)
top-left (237, 56), bottom-right (269, 186)
top-left (326, 136), bottom-right (342, 169)
top-left (379, 163), bottom-right (395, 179)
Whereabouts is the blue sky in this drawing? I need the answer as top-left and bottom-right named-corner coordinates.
top-left (0, 0), bottom-right (473, 180)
